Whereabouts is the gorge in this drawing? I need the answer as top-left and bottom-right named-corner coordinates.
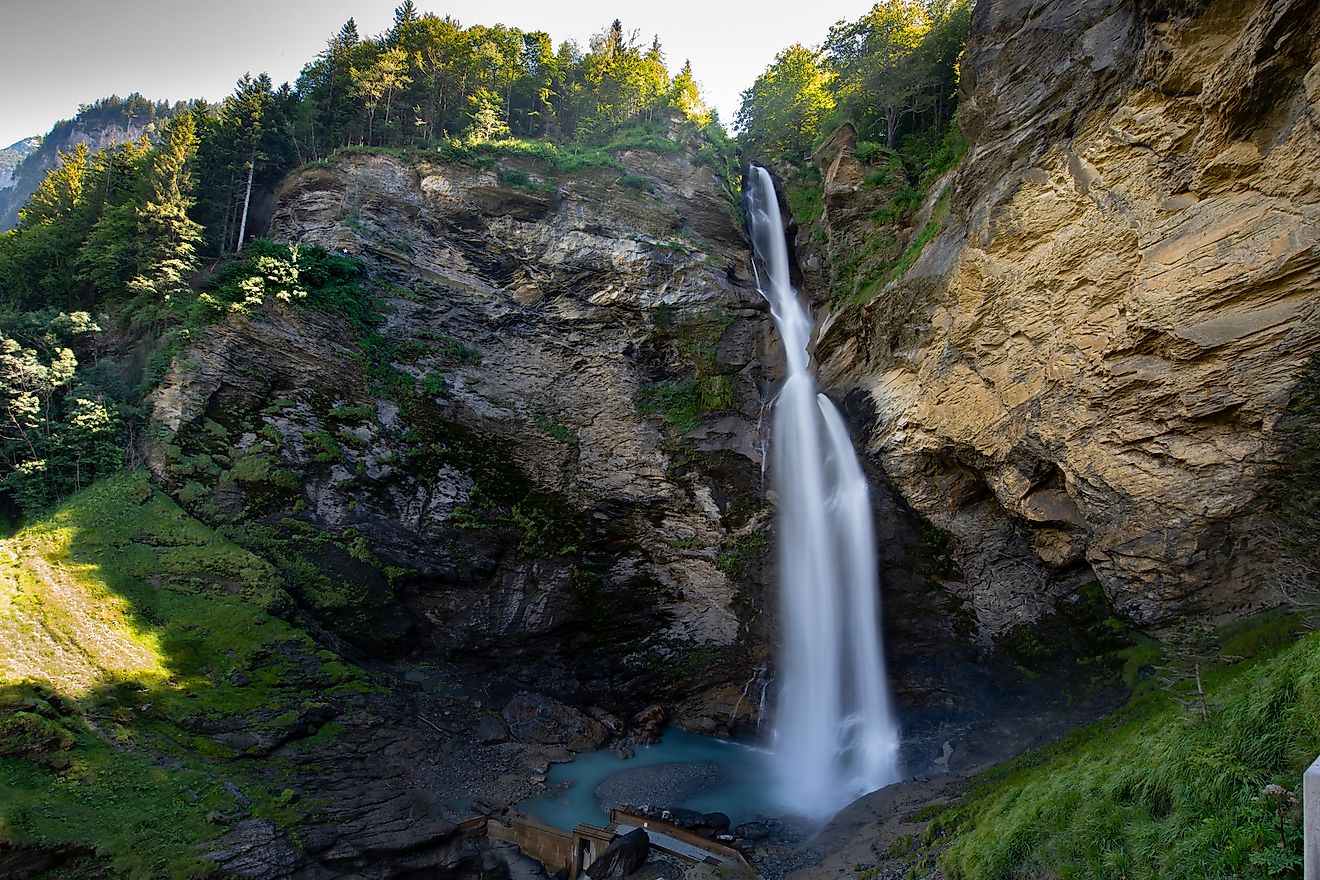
top-left (1, 0), bottom-right (1318, 878)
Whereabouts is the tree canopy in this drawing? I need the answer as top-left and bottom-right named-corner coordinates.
top-left (735, 45), bottom-right (836, 165)
top-left (0, 3), bottom-right (727, 517)
top-left (737, 0), bottom-right (972, 165)
top-left (294, 11), bottom-right (712, 150)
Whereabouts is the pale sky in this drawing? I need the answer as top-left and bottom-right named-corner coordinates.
top-left (0, 0), bottom-right (879, 147)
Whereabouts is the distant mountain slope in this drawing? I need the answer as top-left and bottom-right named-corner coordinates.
top-left (0, 136), bottom-right (40, 188)
top-left (0, 94), bottom-right (184, 230)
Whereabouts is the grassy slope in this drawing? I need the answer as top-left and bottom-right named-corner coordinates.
top-left (937, 617), bottom-right (1318, 880)
top-left (0, 472), bottom-right (367, 878)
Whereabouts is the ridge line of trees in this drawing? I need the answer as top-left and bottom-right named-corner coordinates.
top-left (0, 4), bottom-right (727, 518)
top-left (736, 0), bottom-right (972, 167)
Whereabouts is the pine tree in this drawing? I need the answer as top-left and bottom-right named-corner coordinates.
top-left (670, 60), bottom-right (709, 124)
top-left (127, 114), bottom-right (202, 305)
top-left (604, 19), bottom-right (624, 60)
top-left (392, 1), bottom-right (417, 30)
top-left (195, 73), bottom-right (291, 253)
top-left (76, 141), bottom-right (151, 296)
top-left (3, 143), bottom-right (117, 309)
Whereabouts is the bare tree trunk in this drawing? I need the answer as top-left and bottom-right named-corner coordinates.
top-left (220, 190), bottom-right (234, 255)
top-left (237, 158), bottom-right (255, 254)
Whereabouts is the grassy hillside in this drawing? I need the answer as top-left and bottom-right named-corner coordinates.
top-left (929, 617), bottom-right (1318, 879)
top-left (0, 472), bottom-right (366, 877)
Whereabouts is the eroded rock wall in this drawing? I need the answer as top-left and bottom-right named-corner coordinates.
top-left (817, 0), bottom-right (1320, 635)
top-left (149, 139), bottom-right (774, 726)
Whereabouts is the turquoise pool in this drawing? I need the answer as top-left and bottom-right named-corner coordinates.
top-left (521, 728), bottom-right (778, 831)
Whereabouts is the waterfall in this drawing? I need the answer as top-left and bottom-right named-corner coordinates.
top-left (745, 165), bottom-right (900, 819)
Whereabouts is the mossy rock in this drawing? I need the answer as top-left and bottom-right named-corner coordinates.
top-left (0, 712), bottom-right (75, 764)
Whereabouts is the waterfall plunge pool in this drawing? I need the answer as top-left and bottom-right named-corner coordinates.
top-left (520, 168), bottom-right (905, 836)
top-left (520, 728), bottom-right (779, 832)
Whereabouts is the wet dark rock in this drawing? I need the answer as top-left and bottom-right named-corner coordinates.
top-left (583, 828), bottom-right (648, 880)
top-left (472, 799), bottom-right (508, 817)
top-left (204, 819), bottom-right (306, 879)
top-left (660, 808), bottom-right (705, 829)
top-left (475, 712), bottom-right (511, 744)
top-left (699, 812), bottom-right (730, 834)
top-left (503, 692), bottom-right (608, 752)
top-left (652, 808), bottom-right (729, 837)
top-left (734, 821), bottom-right (772, 841)
top-left (589, 707), bottom-right (625, 735)
top-left (631, 705), bottom-right (667, 745)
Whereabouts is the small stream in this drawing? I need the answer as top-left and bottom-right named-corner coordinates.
top-left (521, 728), bottom-right (777, 831)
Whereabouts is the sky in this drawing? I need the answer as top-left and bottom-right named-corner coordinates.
top-left (0, 0), bottom-right (879, 148)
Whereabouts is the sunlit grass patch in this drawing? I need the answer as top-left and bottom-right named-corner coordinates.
top-left (1, 527), bottom-right (168, 696)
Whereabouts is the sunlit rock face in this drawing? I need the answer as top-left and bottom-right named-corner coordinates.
top-left (816, 0), bottom-right (1320, 636)
top-left (149, 139), bottom-right (777, 722)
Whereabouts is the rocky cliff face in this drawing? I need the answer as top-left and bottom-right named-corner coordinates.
top-left (815, 0), bottom-right (1320, 638)
top-left (0, 120), bottom-right (160, 229)
top-left (0, 136), bottom-right (40, 191)
top-left (149, 136), bottom-right (774, 728)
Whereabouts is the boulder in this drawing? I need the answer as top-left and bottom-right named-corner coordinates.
top-left (659, 808), bottom-right (729, 837)
top-left (698, 812), bottom-right (730, 834)
top-left (474, 712), bottom-right (511, 745)
top-left (733, 821), bottom-right (772, 841)
top-left (502, 692), bottom-right (608, 752)
top-left (631, 705), bottom-right (667, 744)
top-left (584, 828), bottom-right (649, 880)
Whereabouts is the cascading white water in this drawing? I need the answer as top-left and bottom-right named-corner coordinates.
top-left (746, 165), bottom-right (900, 819)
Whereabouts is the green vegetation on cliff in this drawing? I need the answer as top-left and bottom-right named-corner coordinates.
top-left (737, 0), bottom-right (972, 307)
top-left (0, 472), bottom-right (365, 876)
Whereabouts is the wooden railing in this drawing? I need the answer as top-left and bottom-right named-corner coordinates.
top-left (451, 808), bottom-right (761, 879)
top-left (609, 809), bottom-right (759, 877)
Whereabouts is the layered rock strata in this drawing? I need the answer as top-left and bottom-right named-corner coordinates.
top-left (817, 0), bottom-right (1320, 635)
